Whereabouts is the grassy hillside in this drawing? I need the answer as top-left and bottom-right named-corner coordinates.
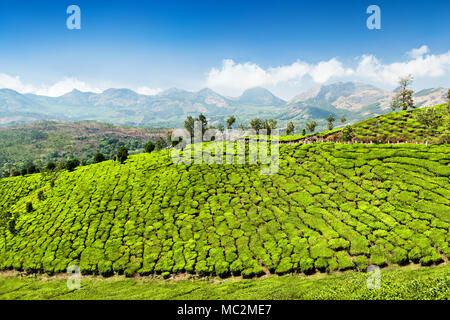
top-left (0, 142), bottom-right (449, 278)
top-left (0, 121), bottom-right (168, 175)
top-left (281, 104), bottom-right (450, 144)
top-left (1, 264), bottom-right (448, 300)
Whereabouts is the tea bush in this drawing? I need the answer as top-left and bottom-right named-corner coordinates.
top-left (0, 142), bottom-right (448, 278)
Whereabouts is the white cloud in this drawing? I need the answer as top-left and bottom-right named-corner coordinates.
top-left (407, 45), bottom-right (429, 59)
top-left (0, 73), bottom-right (35, 93)
top-left (206, 46), bottom-right (450, 97)
top-left (136, 86), bottom-right (163, 96)
top-left (0, 74), bottom-right (102, 97)
top-left (206, 58), bottom-right (352, 95)
top-left (309, 58), bottom-right (353, 83)
top-left (355, 50), bottom-right (450, 85)
top-left (0, 74), bottom-right (164, 97)
top-left (35, 78), bottom-right (102, 97)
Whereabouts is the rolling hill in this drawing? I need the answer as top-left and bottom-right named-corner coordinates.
top-left (282, 104), bottom-right (450, 144)
top-left (0, 137), bottom-right (448, 278)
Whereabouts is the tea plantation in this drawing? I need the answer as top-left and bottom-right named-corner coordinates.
top-left (342, 104), bottom-right (450, 143)
top-left (0, 140), bottom-right (449, 278)
top-left (280, 104), bottom-right (450, 144)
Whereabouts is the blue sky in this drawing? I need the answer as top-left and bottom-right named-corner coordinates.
top-left (0, 0), bottom-right (448, 99)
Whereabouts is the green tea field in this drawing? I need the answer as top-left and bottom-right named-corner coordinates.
top-left (280, 104), bottom-right (450, 144)
top-left (1, 141), bottom-right (449, 279)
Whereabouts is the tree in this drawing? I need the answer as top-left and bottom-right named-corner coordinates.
top-left (198, 113), bottom-right (208, 136)
top-left (249, 118), bottom-right (263, 134)
top-left (226, 116), bottom-right (236, 129)
top-left (286, 121), bottom-right (295, 135)
top-left (301, 128), bottom-right (306, 136)
top-left (155, 137), bottom-right (165, 151)
top-left (144, 141), bottom-right (155, 153)
top-left (217, 123), bottom-right (225, 133)
top-left (415, 107), bottom-right (443, 129)
top-left (326, 115), bottom-right (336, 130)
top-left (262, 119), bottom-right (277, 135)
top-left (166, 131), bottom-right (173, 146)
top-left (341, 126), bottom-right (354, 141)
top-left (306, 121), bottom-right (317, 133)
top-left (238, 123), bottom-right (246, 131)
top-left (27, 164), bottom-right (38, 175)
top-left (26, 201), bottom-right (33, 213)
top-left (46, 162), bottom-right (56, 171)
top-left (65, 159), bottom-right (80, 172)
top-left (117, 146), bottom-right (128, 164)
top-left (184, 116), bottom-right (195, 143)
top-left (185, 114), bottom-right (208, 141)
top-left (391, 75), bottom-right (415, 111)
top-left (93, 152), bottom-right (106, 163)
top-left (340, 116), bottom-right (347, 123)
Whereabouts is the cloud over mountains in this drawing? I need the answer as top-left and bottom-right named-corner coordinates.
top-left (0, 46), bottom-right (448, 100)
top-left (206, 45), bottom-right (450, 97)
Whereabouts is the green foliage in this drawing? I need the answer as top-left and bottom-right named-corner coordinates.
top-left (306, 121), bottom-right (317, 133)
top-left (46, 162), bottom-right (56, 171)
top-left (0, 142), bottom-right (448, 279)
top-left (415, 107), bottom-right (443, 129)
top-left (326, 115), bottom-right (336, 131)
top-left (391, 75), bottom-right (415, 111)
top-left (116, 146), bottom-right (128, 164)
top-left (93, 153), bottom-right (106, 164)
top-left (341, 126), bottom-right (354, 142)
top-left (65, 159), bottom-right (80, 172)
top-left (249, 118), bottom-right (263, 134)
top-left (226, 116), bottom-right (236, 130)
top-left (316, 104), bottom-right (449, 144)
top-left (26, 202), bottom-right (33, 213)
top-left (286, 121), bottom-right (295, 135)
top-left (144, 141), bottom-right (155, 153)
top-left (155, 137), bottom-right (165, 151)
top-left (0, 121), bottom-right (166, 175)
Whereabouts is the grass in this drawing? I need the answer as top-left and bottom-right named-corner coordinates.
top-left (0, 264), bottom-right (448, 300)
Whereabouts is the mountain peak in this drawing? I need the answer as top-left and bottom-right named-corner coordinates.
top-left (102, 88), bottom-right (138, 95)
top-left (239, 87), bottom-right (285, 106)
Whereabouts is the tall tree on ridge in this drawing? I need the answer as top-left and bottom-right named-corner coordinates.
top-left (391, 75), bottom-right (415, 111)
top-left (326, 115), bottom-right (336, 131)
top-left (226, 116), bottom-right (236, 129)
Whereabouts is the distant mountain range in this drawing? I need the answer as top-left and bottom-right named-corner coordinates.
top-left (0, 82), bottom-right (447, 130)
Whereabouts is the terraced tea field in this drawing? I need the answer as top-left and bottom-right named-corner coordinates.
top-left (280, 104), bottom-right (450, 144)
top-left (0, 142), bottom-right (449, 278)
